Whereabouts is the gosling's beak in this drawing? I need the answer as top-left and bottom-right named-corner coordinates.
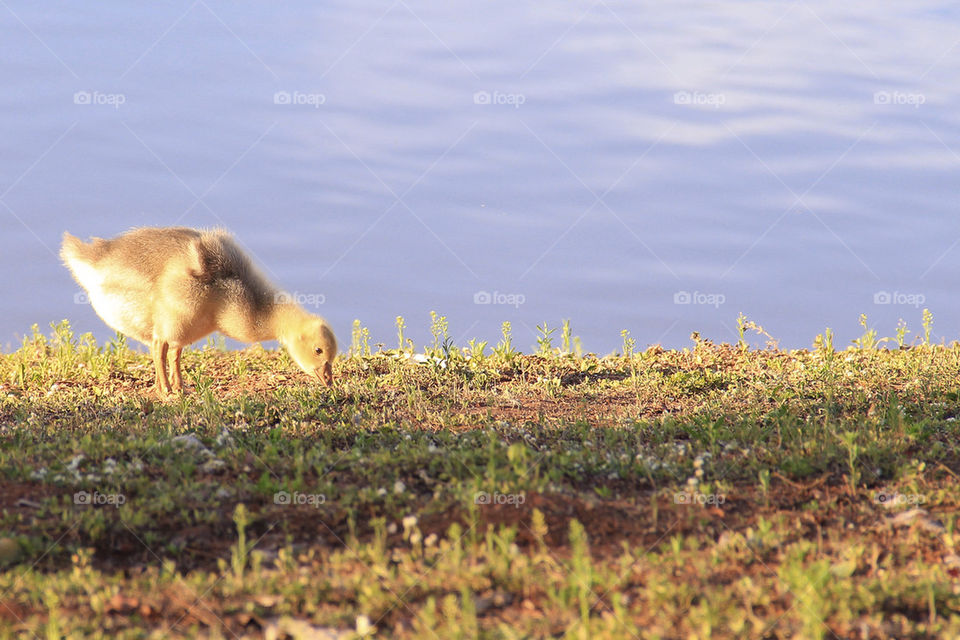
top-left (318, 361), bottom-right (333, 386)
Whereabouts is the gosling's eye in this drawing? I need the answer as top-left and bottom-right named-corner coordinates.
top-left (314, 347), bottom-right (324, 355)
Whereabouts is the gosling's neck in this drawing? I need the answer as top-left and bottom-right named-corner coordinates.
top-left (266, 302), bottom-right (313, 346)
top-left (218, 299), bottom-right (307, 345)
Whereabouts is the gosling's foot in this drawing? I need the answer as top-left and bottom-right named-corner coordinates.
top-left (153, 382), bottom-right (176, 399)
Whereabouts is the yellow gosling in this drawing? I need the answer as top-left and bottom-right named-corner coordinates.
top-left (60, 227), bottom-right (337, 395)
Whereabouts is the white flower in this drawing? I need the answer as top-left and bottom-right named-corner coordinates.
top-left (356, 614), bottom-right (374, 636)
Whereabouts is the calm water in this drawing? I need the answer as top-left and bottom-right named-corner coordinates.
top-left (2, 1), bottom-right (959, 353)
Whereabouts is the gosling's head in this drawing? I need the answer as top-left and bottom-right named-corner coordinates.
top-left (283, 314), bottom-right (338, 386)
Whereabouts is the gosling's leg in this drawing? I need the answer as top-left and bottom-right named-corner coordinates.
top-left (152, 339), bottom-right (172, 395)
top-left (170, 347), bottom-right (184, 392)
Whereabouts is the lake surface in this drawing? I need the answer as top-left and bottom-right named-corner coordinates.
top-left (2, 1), bottom-right (959, 354)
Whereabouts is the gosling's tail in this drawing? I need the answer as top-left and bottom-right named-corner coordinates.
top-left (60, 231), bottom-right (85, 267)
top-left (61, 230), bottom-right (111, 264)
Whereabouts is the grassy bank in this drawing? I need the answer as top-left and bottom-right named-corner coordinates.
top-left (0, 316), bottom-right (958, 638)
